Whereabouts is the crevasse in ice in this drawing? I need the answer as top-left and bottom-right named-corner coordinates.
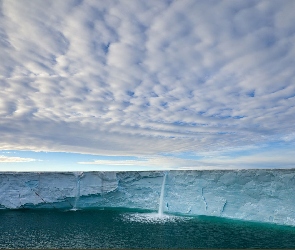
top-left (0, 170), bottom-right (295, 226)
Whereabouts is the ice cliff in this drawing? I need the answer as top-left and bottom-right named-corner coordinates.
top-left (1, 170), bottom-right (295, 226)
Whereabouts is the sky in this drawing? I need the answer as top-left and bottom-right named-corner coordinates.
top-left (0, 0), bottom-right (295, 171)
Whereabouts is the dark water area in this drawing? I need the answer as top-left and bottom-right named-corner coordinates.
top-left (1, 208), bottom-right (295, 249)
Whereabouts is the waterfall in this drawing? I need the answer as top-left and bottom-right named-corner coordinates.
top-left (72, 172), bottom-right (83, 210)
top-left (158, 173), bottom-right (167, 216)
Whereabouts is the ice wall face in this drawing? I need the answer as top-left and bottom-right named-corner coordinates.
top-left (164, 170), bottom-right (295, 226)
top-left (0, 172), bottom-right (117, 209)
top-left (0, 170), bottom-right (295, 226)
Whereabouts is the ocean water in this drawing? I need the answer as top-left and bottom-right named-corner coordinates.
top-left (1, 208), bottom-right (295, 249)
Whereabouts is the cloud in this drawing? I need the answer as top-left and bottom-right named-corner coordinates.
top-left (78, 156), bottom-right (212, 170)
top-left (196, 150), bottom-right (295, 169)
top-left (0, 0), bottom-right (295, 163)
top-left (0, 155), bottom-right (38, 163)
top-left (78, 146), bottom-right (295, 170)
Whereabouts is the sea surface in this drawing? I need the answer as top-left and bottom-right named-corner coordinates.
top-left (1, 208), bottom-right (295, 249)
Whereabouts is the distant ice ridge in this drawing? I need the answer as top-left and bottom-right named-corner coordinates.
top-left (0, 170), bottom-right (295, 226)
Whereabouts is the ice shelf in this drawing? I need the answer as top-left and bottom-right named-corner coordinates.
top-left (0, 170), bottom-right (295, 226)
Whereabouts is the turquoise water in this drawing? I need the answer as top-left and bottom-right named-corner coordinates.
top-left (1, 208), bottom-right (295, 248)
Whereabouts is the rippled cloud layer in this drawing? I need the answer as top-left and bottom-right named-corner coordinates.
top-left (0, 1), bottom-right (295, 169)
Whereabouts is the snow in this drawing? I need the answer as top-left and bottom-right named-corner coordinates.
top-left (0, 170), bottom-right (295, 226)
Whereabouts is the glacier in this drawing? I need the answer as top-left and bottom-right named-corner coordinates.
top-left (0, 170), bottom-right (295, 226)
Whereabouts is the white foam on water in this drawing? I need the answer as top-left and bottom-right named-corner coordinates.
top-left (69, 208), bottom-right (80, 211)
top-left (121, 212), bottom-right (191, 224)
